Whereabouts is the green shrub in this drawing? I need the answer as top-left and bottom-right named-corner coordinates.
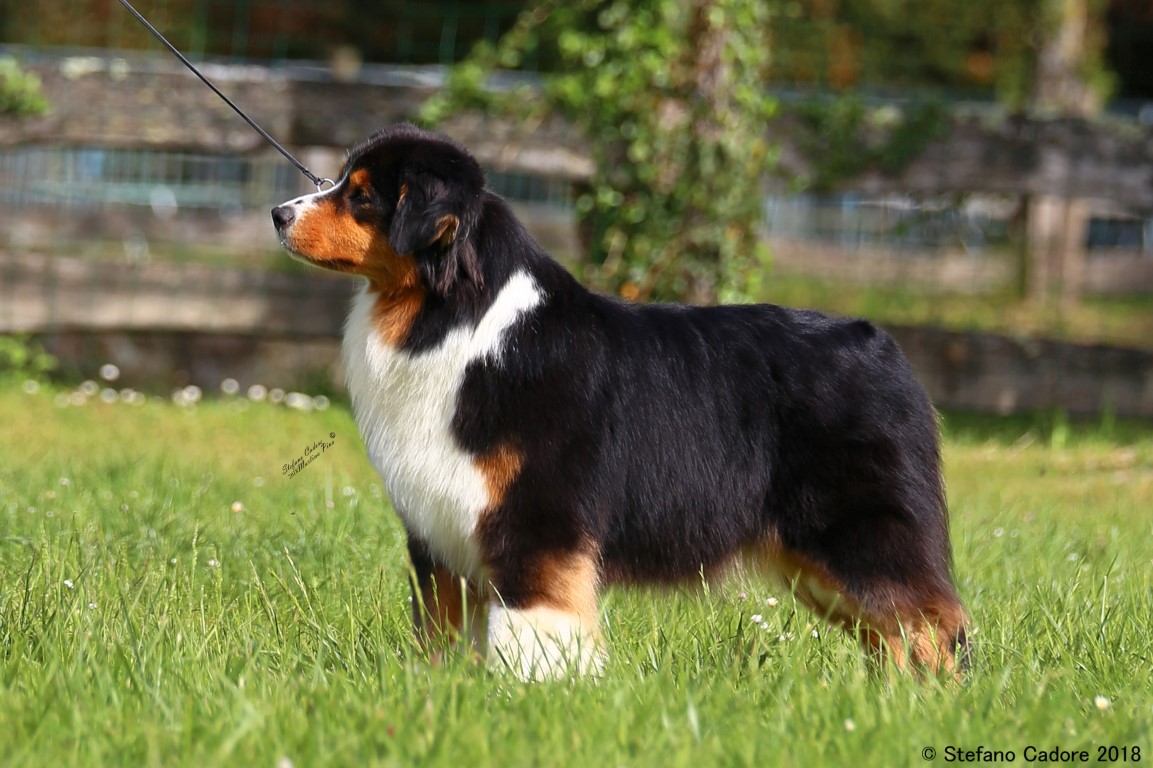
top-left (0, 57), bottom-right (49, 117)
top-left (424, 0), bottom-right (776, 304)
top-left (0, 334), bottom-right (56, 384)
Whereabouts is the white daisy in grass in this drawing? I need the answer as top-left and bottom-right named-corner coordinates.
top-left (844, 718), bottom-right (856, 732)
top-left (285, 392), bottom-right (313, 411)
top-left (765, 597), bottom-right (779, 607)
top-left (1094, 696), bottom-right (1111, 711)
top-left (63, 579), bottom-right (74, 589)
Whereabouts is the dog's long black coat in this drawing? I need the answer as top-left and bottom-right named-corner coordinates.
top-left (274, 123), bottom-right (966, 675)
top-left (447, 194), bottom-right (953, 608)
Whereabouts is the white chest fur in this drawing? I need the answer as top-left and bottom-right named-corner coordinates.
top-left (341, 272), bottom-right (543, 578)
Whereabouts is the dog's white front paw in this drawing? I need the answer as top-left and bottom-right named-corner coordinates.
top-left (486, 604), bottom-right (605, 681)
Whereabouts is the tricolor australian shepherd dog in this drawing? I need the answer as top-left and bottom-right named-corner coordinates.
top-left (272, 123), bottom-right (967, 680)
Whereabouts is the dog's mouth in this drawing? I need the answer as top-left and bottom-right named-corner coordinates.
top-left (279, 240), bottom-right (359, 274)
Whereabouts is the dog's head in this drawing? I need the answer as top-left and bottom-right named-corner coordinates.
top-left (271, 124), bottom-right (485, 297)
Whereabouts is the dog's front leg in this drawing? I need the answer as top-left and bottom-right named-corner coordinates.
top-left (406, 536), bottom-right (485, 662)
top-left (484, 547), bottom-right (605, 681)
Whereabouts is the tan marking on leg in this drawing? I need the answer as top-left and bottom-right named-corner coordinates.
top-left (883, 595), bottom-right (969, 679)
top-left (750, 538), bottom-right (967, 679)
top-left (415, 566), bottom-right (485, 663)
top-left (533, 548), bottom-right (601, 627)
top-left (487, 548), bottom-right (605, 680)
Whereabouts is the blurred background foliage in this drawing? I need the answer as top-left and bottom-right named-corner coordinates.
top-left (424, 0), bottom-right (776, 303)
top-left (1, 0), bottom-right (1136, 106)
top-left (3, 0), bottom-right (1152, 316)
top-left (415, 0), bottom-right (1129, 301)
top-left (0, 56), bottom-right (48, 116)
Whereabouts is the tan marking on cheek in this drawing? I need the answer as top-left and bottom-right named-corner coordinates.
top-left (287, 199), bottom-right (374, 269)
top-left (288, 184), bottom-right (424, 346)
top-left (474, 443), bottom-right (524, 508)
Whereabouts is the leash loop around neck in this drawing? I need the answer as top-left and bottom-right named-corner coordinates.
top-left (116, 0), bottom-right (327, 190)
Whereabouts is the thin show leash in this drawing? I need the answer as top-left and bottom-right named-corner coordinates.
top-left (116, 0), bottom-right (334, 191)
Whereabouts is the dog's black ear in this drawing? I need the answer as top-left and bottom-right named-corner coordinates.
top-left (390, 171), bottom-right (483, 297)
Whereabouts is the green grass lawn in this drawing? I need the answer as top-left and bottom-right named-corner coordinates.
top-left (1, 385), bottom-right (1151, 767)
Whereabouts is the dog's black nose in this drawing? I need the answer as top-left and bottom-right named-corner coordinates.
top-left (271, 205), bottom-right (295, 230)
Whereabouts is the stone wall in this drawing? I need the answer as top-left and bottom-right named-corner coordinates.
top-left (9, 260), bottom-right (1151, 417)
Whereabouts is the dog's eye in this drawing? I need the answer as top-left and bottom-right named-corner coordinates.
top-left (349, 187), bottom-right (372, 206)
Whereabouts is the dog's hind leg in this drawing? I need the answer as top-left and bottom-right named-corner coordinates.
top-left (856, 593), bottom-right (969, 678)
top-left (753, 537), bottom-right (968, 679)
